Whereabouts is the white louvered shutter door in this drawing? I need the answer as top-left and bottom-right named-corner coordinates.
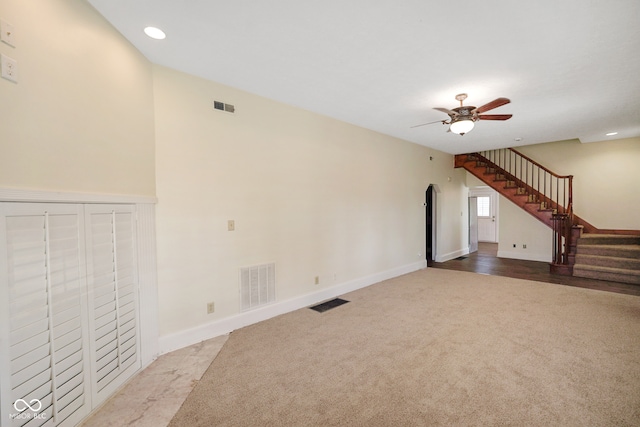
top-left (0, 203), bottom-right (91, 427)
top-left (84, 205), bottom-right (140, 407)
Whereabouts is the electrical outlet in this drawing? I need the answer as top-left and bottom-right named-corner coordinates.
top-left (523, 244), bottom-right (527, 249)
top-left (1, 54), bottom-right (18, 83)
top-left (227, 220), bottom-right (235, 231)
top-left (0, 20), bottom-right (15, 47)
top-left (513, 244), bottom-right (516, 248)
top-left (207, 302), bottom-right (215, 314)
top-left (314, 276), bottom-right (319, 285)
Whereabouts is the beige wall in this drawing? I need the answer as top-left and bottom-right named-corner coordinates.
top-left (152, 65), bottom-right (465, 336)
top-left (516, 138), bottom-right (640, 230)
top-left (497, 195), bottom-right (552, 262)
top-left (0, 0), bottom-right (155, 196)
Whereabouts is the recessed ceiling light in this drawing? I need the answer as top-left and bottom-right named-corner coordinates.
top-left (144, 26), bottom-right (166, 40)
top-left (606, 132), bottom-right (618, 136)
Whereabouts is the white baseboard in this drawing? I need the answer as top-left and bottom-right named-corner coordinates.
top-left (497, 250), bottom-right (551, 263)
top-left (435, 247), bottom-right (469, 263)
top-left (158, 260), bottom-right (427, 355)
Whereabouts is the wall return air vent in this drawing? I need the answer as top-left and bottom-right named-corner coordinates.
top-left (240, 263), bottom-right (276, 311)
top-left (213, 100), bottom-right (235, 113)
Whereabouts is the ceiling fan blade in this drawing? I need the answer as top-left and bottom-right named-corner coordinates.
top-left (474, 98), bottom-right (510, 114)
top-left (478, 114), bottom-right (513, 121)
top-left (410, 120), bottom-right (447, 129)
top-left (433, 107), bottom-right (458, 116)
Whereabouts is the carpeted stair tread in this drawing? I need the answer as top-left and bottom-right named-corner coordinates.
top-left (573, 264), bottom-right (640, 285)
top-left (576, 244), bottom-right (640, 259)
top-left (574, 254), bottom-right (640, 270)
top-left (578, 234), bottom-right (640, 245)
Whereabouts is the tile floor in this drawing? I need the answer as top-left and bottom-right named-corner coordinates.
top-left (80, 335), bottom-right (229, 427)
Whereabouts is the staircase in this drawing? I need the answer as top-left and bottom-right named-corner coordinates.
top-left (455, 149), bottom-right (640, 284)
top-left (573, 234), bottom-right (640, 284)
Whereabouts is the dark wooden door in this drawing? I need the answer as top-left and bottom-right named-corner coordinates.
top-left (426, 186), bottom-right (434, 266)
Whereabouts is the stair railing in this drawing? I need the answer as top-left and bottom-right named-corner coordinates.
top-left (552, 202), bottom-right (573, 265)
top-left (474, 148), bottom-right (574, 265)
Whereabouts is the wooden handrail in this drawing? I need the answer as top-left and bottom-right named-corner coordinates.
top-left (509, 148), bottom-right (572, 180)
top-left (476, 149), bottom-right (573, 214)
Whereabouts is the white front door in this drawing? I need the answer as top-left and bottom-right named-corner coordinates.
top-left (471, 188), bottom-right (498, 243)
top-left (477, 193), bottom-right (497, 242)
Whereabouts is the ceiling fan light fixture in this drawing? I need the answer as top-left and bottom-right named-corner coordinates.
top-left (449, 118), bottom-right (475, 135)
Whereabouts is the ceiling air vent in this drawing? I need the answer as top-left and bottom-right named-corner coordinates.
top-left (213, 100), bottom-right (235, 113)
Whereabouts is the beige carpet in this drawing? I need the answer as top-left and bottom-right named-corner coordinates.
top-left (169, 269), bottom-right (640, 426)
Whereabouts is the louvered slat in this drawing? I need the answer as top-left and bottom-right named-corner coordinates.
top-left (55, 393), bottom-right (83, 427)
top-left (55, 359), bottom-right (83, 389)
top-left (94, 310), bottom-right (117, 330)
top-left (54, 347), bottom-right (82, 377)
top-left (51, 327), bottom-right (81, 352)
top-left (10, 306), bottom-right (49, 332)
top-left (119, 328), bottom-right (136, 349)
top-left (52, 318), bottom-right (81, 340)
top-left (10, 344), bottom-right (49, 375)
top-left (51, 306), bottom-right (79, 328)
top-left (11, 357), bottom-right (51, 391)
top-left (11, 368), bottom-right (52, 403)
top-left (10, 331), bottom-right (50, 362)
top-left (95, 330), bottom-right (117, 353)
top-left (93, 301), bottom-right (116, 319)
top-left (97, 357), bottom-right (119, 384)
top-left (94, 292), bottom-right (116, 310)
top-left (93, 281), bottom-right (115, 299)
top-left (118, 294), bottom-right (135, 310)
top-left (55, 339), bottom-right (81, 362)
top-left (9, 319), bottom-right (49, 348)
top-left (9, 292), bottom-right (48, 317)
top-left (119, 309), bottom-right (135, 327)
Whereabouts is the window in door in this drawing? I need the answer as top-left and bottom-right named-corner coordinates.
top-left (477, 196), bottom-right (491, 218)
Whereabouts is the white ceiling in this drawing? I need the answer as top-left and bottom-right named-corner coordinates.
top-left (87, 0), bottom-right (640, 154)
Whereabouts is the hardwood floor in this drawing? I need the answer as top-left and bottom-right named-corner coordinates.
top-left (431, 242), bottom-right (640, 296)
